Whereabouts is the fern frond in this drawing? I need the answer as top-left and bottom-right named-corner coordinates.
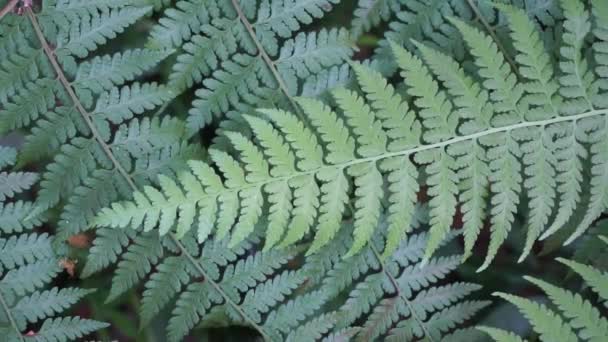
top-left (320, 225), bottom-right (489, 341)
top-left (147, 0), bottom-right (226, 48)
top-left (13, 288), bottom-right (95, 327)
top-left (557, 257), bottom-right (608, 304)
top-left (73, 48), bottom-right (173, 96)
top-left (12, 317), bottom-right (109, 342)
top-left (350, 0), bottom-right (401, 38)
top-left (0, 0), bottom-right (203, 253)
top-left (593, 0), bottom-right (608, 95)
top-left (98, 1), bottom-right (608, 268)
top-left (53, 6), bottom-right (152, 59)
top-left (0, 260), bottom-right (61, 298)
top-left (106, 233), bottom-right (163, 302)
top-left (0, 146), bottom-right (16, 169)
top-left (494, 292), bottom-right (579, 342)
top-left (0, 80), bottom-right (57, 135)
top-left (0, 233), bottom-right (54, 271)
top-left (524, 275), bottom-right (608, 340)
top-left (93, 83), bottom-right (175, 124)
top-left (483, 244), bottom-right (608, 342)
top-left (559, 0), bottom-right (597, 113)
top-left (0, 171), bottom-right (37, 201)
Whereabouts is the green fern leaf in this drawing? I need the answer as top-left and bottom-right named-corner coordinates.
top-left (13, 288), bottom-right (95, 327)
top-left (106, 233), bottom-right (164, 302)
top-left (17, 317), bottom-right (109, 342)
top-left (73, 48), bottom-right (173, 95)
top-left (557, 257), bottom-right (608, 304)
top-left (524, 275), bottom-right (608, 340)
top-left (477, 327), bottom-right (527, 342)
top-left (0, 171), bottom-right (38, 201)
top-left (54, 6), bottom-right (152, 59)
top-left (483, 246), bottom-right (608, 342)
top-left (97, 1), bottom-right (608, 266)
top-left (94, 83), bottom-right (176, 124)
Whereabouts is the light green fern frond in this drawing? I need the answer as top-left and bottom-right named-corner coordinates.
top-left (480, 237), bottom-right (608, 342)
top-left (97, 0), bottom-right (608, 270)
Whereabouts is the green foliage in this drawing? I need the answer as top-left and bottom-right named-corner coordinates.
top-left (2, 0), bottom-right (608, 340)
top-left (87, 204), bottom-right (487, 341)
top-left (97, 0), bottom-right (608, 271)
top-left (479, 237), bottom-right (608, 342)
top-left (353, 0), bottom-right (563, 76)
top-left (149, 0), bottom-right (354, 135)
top-left (0, 146), bottom-right (107, 341)
top-left (0, 0), bottom-right (200, 245)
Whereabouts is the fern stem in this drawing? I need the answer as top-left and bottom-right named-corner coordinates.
top-left (229, 0), bottom-right (303, 119)
top-left (0, 0), bottom-right (19, 21)
top-left (25, 8), bottom-right (137, 191)
top-left (465, 0), bottom-right (519, 74)
top-left (25, 8), bottom-right (272, 340)
top-left (0, 290), bottom-right (24, 342)
top-left (369, 244), bottom-right (435, 342)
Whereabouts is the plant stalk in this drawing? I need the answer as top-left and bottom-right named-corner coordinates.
top-left (25, 7), bottom-right (271, 341)
top-left (0, 0), bottom-right (19, 21)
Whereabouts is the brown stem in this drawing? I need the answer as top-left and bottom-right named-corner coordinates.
top-left (26, 8), bottom-right (137, 190)
top-left (0, 0), bottom-right (19, 21)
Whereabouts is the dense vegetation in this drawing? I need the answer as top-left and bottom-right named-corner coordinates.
top-left (0, 0), bottom-right (606, 341)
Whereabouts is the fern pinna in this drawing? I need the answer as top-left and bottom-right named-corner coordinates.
top-left (479, 236), bottom-right (608, 342)
top-left (87, 204), bottom-right (488, 341)
top-left (97, 0), bottom-right (608, 271)
top-left (149, 0), bottom-right (354, 135)
top-left (351, 0), bottom-right (562, 76)
top-left (0, 146), bottom-right (107, 341)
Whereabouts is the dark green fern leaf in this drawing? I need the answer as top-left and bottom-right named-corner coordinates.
top-left (0, 0), bottom-right (201, 245)
top-left (0, 146), bottom-right (107, 341)
top-left (148, 0), bottom-right (354, 135)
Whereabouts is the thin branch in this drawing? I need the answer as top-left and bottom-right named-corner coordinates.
top-left (0, 0), bottom-right (19, 21)
top-left (173, 238), bottom-right (272, 341)
top-left (25, 8), bottom-right (271, 341)
top-left (465, 0), bottom-right (519, 75)
top-left (229, 0), bottom-right (303, 119)
top-left (0, 290), bottom-right (25, 342)
top-left (369, 244), bottom-right (435, 342)
top-left (26, 8), bottom-right (136, 190)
